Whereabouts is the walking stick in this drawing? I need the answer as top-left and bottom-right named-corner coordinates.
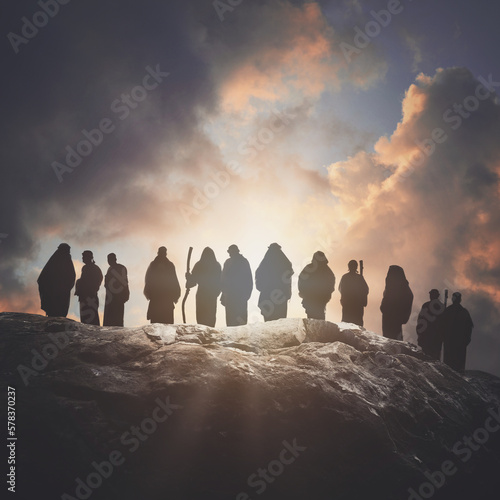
top-left (182, 247), bottom-right (193, 323)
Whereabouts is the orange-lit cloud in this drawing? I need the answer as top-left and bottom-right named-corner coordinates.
top-left (325, 67), bottom-right (500, 373)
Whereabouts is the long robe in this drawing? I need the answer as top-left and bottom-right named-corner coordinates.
top-left (221, 254), bottom-right (253, 326)
top-left (75, 263), bottom-right (103, 325)
top-left (187, 256), bottom-right (221, 327)
top-left (298, 260), bottom-right (335, 320)
top-left (255, 247), bottom-right (293, 321)
top-left (380, 267), bottom-right (413, 340)
top-left (144, 256), bottom-right (181, 324)
top-left (103, 263), bottom-right (129, 327)
top-left (338, 271), bottom-right (369, 326)
top-left (442, 303), bottom-right (473, 372)
top-left (416, 299), bottom-right (445, 360)
top-left (37, 248), bottom-right (76, 317)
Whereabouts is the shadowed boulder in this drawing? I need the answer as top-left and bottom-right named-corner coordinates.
top-left (1, 313), bottom-right (499, 500)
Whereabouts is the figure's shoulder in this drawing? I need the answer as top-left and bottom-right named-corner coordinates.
top-left (299, 263), bottom-right (312, 274)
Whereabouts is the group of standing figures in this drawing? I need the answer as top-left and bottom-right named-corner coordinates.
top-left (379, 265), bottom-right (474, 373)
top-left (37, 244), bottom-right (129, 326)
top-left (37, 243), bottom-right (473, 372)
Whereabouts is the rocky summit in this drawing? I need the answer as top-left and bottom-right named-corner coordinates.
top-left (1, 312), bottom-right (500, 500)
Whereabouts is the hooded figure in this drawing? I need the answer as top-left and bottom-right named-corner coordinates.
top-left (186, 247), bottom-right (221, 327)
top-left (220, 245), bottom-right (253, 326)
top-left (298, 251), bottom-right (336, 320)
top-left (416, 289), bottom-right (445, 360)
top-left (380, 265), bottom-right (413, 340)
top-left (255, 243), bottom-right (294, 321)
top-left (144, 247), bottom-right (181, 324)
top-left (103, 253), bottom-right (129, 327)
top-left (37, 243), bottom-right (76, 317)
top-left (442, 292), bottom-right (473, 372)
top-left (338, 260), bottom-right (369, 326)
top-left (75, 250), bottom-right (103, 325)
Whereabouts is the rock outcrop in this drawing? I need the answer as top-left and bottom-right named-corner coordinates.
top-left (1, 312), bottom-right (499, 500)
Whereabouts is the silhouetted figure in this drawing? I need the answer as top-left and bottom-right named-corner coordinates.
top-left (255, 243), bottom-right (294, 321)
top-left (186, 247), bottom-right (221, 327)
top-left (338, 260), bottom-right (369, 326)
top-left (416, 289), bottom-right (445, 360)
top-left (144, 247), bottom-right (181, 324)
top-left (298, 251), bottom-right (336, 320)
top-left (75, 250), bottom-right (103, 325)
top-left (220, 245), bottom-right (253, 326)
top-left (37, 243), bottom-right (76, 317)
top-left (380, 265), bottom-right (413, 340)
top-left (103, 253), bottom-right (129, 327)
top-left (442, 292), bottom-right (473, 372)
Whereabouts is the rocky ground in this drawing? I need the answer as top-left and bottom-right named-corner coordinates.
top-left (1, 312), bottom-right (499, 500)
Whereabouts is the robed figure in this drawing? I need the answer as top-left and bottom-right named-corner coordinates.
top-left (255, 243), bottom-right (294, 321)
top-left (298, 251), bottom-right (336, 320)
top-left (416, 289), bottom-right (445, 360)
top-left (338, 260), bottom-right (369, 326)
top-left (442, 292), bottom-right (473, 372)
top-left (380, 265), bottom-right (413, 340)
top-left (144, 247), bottom-right (181, 324)
top-left (220, 245), bottom-right (253, 326)
top-left (75, 250), bottom-right (103, 325)
top-left (186, 247), bottom-right (221, 327)
top-left (103, 253), bottom-right (129, 327)
top-left (37, 243), bottom-right (76, 317)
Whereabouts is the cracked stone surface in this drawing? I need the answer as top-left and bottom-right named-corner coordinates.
top-left (1, 312), bottom-right (499, 500)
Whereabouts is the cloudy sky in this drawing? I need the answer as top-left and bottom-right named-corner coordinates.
top-left (1, 0), bottom-right (499, 375)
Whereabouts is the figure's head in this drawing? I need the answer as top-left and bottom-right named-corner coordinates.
top-left (107, 253), bottom-right (117, 265)
top-left (452, 292), bottom-right (462, 304)
top-left (58, 243), bottom-right (71, 253)
top-left (429, 289), bottom-right (440, 300)
top-left (348, 260), bottom-right (358, 272)
top-left (82, 250), bottom-right (94, 264)
top-left (157, 246), bottom-right (167, 258)
top-left (386, 265), bottom-right (407, 285)
top-left (201, 247), bottom-right (216, 261)
top-left (227, 244), bottom-right (239, 257)
top-left (313, 251), bottom-right (328, 264)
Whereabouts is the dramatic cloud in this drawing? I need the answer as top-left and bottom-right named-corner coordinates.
top-left (1, 0), bottom-right (387, 306)
top-left (327, 67), bottom-right (500, 374)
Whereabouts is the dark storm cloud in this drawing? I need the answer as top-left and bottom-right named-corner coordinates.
top-left (1, 0), bottom-right (390, 302)
top-left (1, 0), bottom-right (224, 295)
